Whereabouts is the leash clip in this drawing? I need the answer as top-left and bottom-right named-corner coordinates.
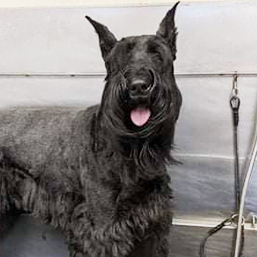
top-left (230, 73), bottom-right (240, 127)
top-left (230, 213), bottom-right (245, 227)
top-left (230, 74), bottom-right (240, 111)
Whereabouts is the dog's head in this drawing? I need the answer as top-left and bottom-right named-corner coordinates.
top-left (86, 3), bottom-right (182, 168)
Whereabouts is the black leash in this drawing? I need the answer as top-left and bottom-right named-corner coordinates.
top-left (199, 74), bottom-right (244, 257)
top-left (199, 217), bottom-right (232, 257)
top-left (199, 214), bottom-right (245, 257)
top-left (230, 75), bottom-right (241, 211)
top-left (230, 75), bottom-right (245, 257)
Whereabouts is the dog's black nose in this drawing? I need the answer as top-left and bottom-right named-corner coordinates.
top-left (129, 79), bottom-right (152, 98)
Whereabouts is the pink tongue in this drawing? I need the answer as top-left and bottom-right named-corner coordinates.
top-left (130, 108), bottom-right (151, 127)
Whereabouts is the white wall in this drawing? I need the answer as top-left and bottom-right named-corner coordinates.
top-left (0, 0), bottom-right (248, 8)
top-left (0, 3), bottom-right (257, 74)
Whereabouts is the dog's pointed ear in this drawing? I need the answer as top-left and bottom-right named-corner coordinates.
top-left (156, 2), bottom-right (179, 60)
top-left (86, 16), bottom-right (117, 61)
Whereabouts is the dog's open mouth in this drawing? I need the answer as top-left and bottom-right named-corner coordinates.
top-left (130, 108), bottom-right (151, 127)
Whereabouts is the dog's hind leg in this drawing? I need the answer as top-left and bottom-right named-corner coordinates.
top-left (0, 163), bottom-right (21, 239)
top-left (0, 205), bottom-right (20, 240)
top-left (0, 150), bottom-right (35, 239)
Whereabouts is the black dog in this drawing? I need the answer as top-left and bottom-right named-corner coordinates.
top-left (0, 3), bottom-right (182, 257)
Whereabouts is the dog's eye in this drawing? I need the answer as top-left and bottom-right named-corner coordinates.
top-left (126, 42), bottom-right (135, 52)
top-left (152, 52), bottom-right (163, 63)
top-left (147, 43), bottom-right (158, 53)
top-left (147, 44), bottom-right (163, 63)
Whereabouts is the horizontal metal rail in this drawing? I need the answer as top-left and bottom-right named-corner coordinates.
top-left (0, 72), bottom-right (257, 78)
top-left (173, 217), bottom-right (257, 231)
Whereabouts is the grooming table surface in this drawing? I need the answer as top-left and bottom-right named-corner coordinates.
top-left (2, 215), bottom-right (257, 257)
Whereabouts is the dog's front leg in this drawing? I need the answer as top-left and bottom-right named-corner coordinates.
top-left (93, 220), bottom-right (135, 257)
top-left (68, 194), bottom-right (170, 257)
top-left (68, 206), bottom-right (135, 257)
top-left (127, 234), bottom-right (158, 257)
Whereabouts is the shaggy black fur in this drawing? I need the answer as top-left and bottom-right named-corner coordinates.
top-left (0, 3), bottom-right (182, 257)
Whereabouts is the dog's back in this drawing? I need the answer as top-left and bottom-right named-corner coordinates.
top-left (0, 106), bottom-right (97, 175)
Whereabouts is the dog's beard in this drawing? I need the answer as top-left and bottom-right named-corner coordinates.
top-left (96, 71), bottom-right (181, 177)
